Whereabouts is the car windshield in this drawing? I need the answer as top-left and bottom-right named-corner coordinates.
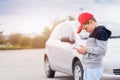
top-left (50, 21), bottom-right (75, 40)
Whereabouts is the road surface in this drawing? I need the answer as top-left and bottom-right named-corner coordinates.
top-left (0, 49), bottom-right (119, 80)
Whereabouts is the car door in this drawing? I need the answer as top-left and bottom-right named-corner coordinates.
top-left (48, 22), bottom-right (75, 73)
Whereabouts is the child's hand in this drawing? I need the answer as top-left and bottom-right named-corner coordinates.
top-left (76, 45), bottom-right (87, 55)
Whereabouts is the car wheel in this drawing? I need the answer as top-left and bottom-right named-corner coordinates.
top-left (73, 61), bottom-right (83, 80)
top-left (44, 57), bottom-right (55, 78)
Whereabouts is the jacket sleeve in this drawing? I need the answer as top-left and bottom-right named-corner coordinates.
top-left (86, 40), bottom-right (107, 55)
top-left (86, 30), bottom-right (108, 55)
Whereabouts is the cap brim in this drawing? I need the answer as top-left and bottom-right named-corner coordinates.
top-left (77, 25), bottom-right (82, 34)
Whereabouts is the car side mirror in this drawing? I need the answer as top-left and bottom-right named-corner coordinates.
top-left (60, 37), bottom-right (75, 44)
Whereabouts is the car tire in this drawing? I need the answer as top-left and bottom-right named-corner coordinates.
top-left (44, 57), bottom-right (55, 78)
top-left (73, 61), bottom-right (83, 80)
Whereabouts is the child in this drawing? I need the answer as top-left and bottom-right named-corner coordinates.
top-left (76, 12), bottom-right (111, 80)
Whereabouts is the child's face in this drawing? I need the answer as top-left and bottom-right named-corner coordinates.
top-left (82, 20), bottom-right (96, 33)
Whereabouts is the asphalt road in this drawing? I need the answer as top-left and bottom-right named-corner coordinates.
top-left (0, 49), bottom-right (119, 80)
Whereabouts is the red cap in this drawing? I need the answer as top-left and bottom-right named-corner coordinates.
top-left (77, 12), bottom-right (93, 33)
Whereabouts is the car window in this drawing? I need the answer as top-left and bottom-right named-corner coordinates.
top-left (50, 22), bottom-right (75, 41)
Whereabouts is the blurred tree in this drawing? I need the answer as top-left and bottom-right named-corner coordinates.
top-left (0, 35), bottom-right (4, 44)
top-left (20, 36), bottom-right (32, 47)
top-left (0, 24), bottom-right (4, 34)
top-left (42, 26), bottom-right (51, 39)
top-left (31, 36), bottom-right (47, 48)
top-left (0, 24), bottom-right (4, 44)
top-left (68, 16), bottom-right (75, 21)
top-left (8, 33), bottom-right (22, 45)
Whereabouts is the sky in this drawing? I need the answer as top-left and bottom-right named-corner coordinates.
top-left (0, 0), bottom-right (120, 35)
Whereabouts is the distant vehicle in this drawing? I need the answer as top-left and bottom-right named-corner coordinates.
top-left (44, 21), bottom-right (120, 80)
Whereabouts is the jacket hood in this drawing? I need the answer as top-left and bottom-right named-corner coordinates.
top-left (99, 26), bottom-right (111, 38)
top-left (90, 26), bottom-right (112, 41)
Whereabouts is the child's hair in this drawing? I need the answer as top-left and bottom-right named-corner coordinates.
top-left (84, 18), bottom-right (97, 25)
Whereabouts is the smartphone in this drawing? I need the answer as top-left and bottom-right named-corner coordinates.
top-left (72, 46), bottom-right (80, 50)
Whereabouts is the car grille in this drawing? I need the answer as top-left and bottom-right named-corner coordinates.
top-left (113, 69), bottom-right (120, 75)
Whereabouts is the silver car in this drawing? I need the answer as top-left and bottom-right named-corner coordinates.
top-left (44, 21), bottom-right (120, 80)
